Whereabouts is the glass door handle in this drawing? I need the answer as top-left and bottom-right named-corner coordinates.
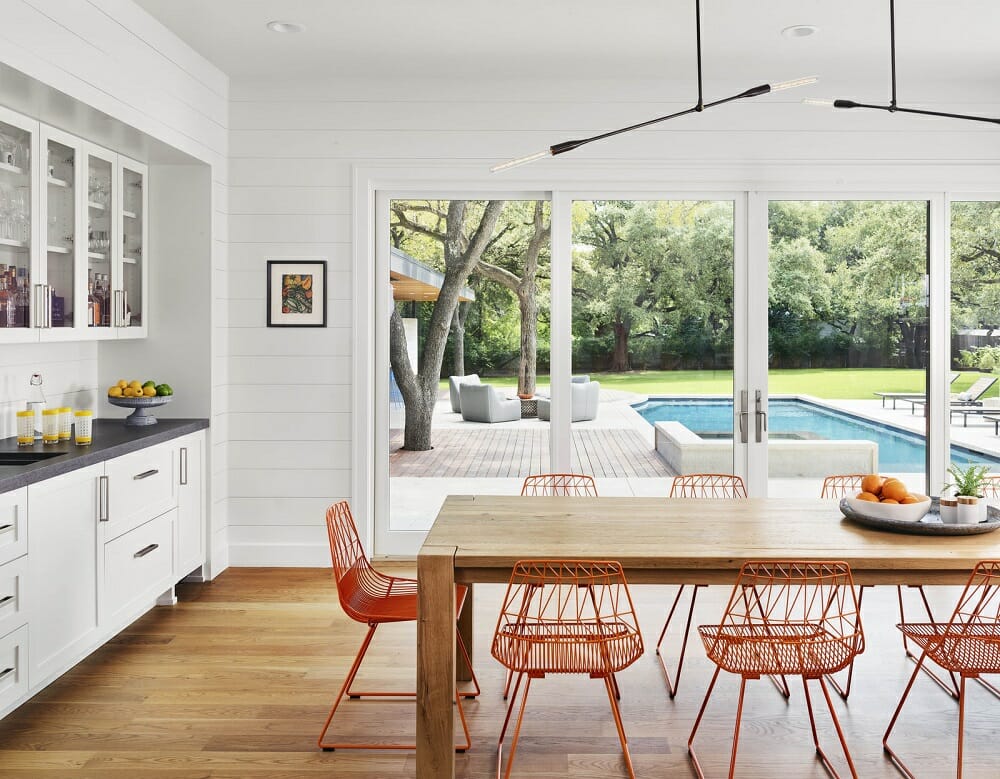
top-left (755, 389), bottom-right (767, 443)
top-left (739, 390), bottom-right (749, 443)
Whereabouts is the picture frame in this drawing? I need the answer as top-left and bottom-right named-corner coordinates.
top-left (266, 259), bottom-right (327, 327)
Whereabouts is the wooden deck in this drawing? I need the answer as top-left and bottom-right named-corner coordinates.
top-left (390, 427), bottom-right (673, 478)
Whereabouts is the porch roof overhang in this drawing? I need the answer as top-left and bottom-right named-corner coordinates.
top-left (390, 247), bottom-right (475, 302)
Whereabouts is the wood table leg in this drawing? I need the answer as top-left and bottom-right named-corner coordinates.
top-left (457, 582), bottom-right (473, 683)
top-left (417, 545), bottom-right (457, 779)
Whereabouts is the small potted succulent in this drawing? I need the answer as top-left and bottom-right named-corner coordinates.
top-left (944, 463), bottom-right (991, 524)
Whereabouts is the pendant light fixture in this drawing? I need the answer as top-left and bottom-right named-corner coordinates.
top-left (491, 0), bottom-right (816, 172)
top-left (832, 0), bottom-right (1000, 126)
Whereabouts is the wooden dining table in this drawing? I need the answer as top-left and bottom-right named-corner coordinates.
top-left (415, 494), bottom-right (1000, 778)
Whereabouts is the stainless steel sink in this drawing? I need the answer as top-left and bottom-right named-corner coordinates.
top-left (0, 451), bottom-right (64, 466)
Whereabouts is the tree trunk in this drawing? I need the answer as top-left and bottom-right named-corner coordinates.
top-left (518, 284), bottom-right (538, 395)
top-left (451, 303), bottom-right (467, 377)
top-left (389, 308), bottom-right (436, 450)
top-left (612, 320), bottom-right (631, 372)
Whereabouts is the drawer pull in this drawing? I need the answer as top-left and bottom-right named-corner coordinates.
top-left (133, 469), bottom-right (159, 480)
top-left (0, 667), bottom-right (13, 682)
top-left (0, 595), bottom-right (12, 606)
top-left (180, 447), bottom-right (188, 486)
top-left (134, 543), bottom-right (159, 559)
top-left (0, 524), bottom-right (12, 534)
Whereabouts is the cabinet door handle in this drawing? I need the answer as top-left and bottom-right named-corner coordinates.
top-left (0, 667), bottom-right (14, 682)
top-left (133, 469), bottom-right (159, 480)
top-left (0, 524), bottom-right (12, 535)
top-left (0, 595), bottom-right (13, 607)
top-left (180, 447), bottom-right (188, 486)
top-left (98, 475), bottom-right (109, 521)
top-left (45, 285), bottom-right (52, 328)
top-left (123, 290), bottom-right (129, 327)
top-left (134, 543), bottom-right (159, 559)
top-left (32, 284), bottom-right (42, 328)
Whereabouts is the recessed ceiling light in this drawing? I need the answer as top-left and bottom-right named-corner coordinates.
top-left (782, 25), bottom-right (818, 39)
top-left (266, 20), bottom-right (305, 34)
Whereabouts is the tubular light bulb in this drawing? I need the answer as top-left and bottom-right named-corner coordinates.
top-left (802, 98), bottom-right (834, 107)
top-left (770, 76), bottom-right (818, 92)
top-left (490, 149), bottom-right (550, 173)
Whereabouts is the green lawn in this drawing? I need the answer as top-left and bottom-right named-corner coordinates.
top-left (441, 369), bottom-right (998, 401)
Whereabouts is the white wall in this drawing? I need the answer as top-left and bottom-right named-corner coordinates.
top-left (227, 77), bottom-right (1000, 564)
top-left (0, 0), bottom-right (230, 574)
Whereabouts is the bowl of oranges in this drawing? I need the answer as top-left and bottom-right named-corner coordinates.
top-left (844, 475), bottom-right (931, 522)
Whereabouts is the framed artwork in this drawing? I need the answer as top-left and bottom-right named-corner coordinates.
top-left (266, 259), bottom-right (327, 327)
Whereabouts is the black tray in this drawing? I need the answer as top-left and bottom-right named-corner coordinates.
top-left (839, 498), bottom-right (1000, 536)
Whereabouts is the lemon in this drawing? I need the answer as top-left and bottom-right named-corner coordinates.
top-left (128, 380), bottom-right (142, 391)
top-left (117, 379), bottom-right (128, 389)
top-left (108, 386), bottom-right (123, 397)
top-left (142, 385), bottom-right (156, 397)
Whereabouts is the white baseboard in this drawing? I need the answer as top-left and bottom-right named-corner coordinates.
top-left (228, 542), bottom-right (330, 566)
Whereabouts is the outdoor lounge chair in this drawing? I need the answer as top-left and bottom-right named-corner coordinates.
top-left (907, 374), bottom-right (998, 421)
top-left (448, 373), bottom-right (480, 413)
top-left (874, 372), bottom-right (958, 409)
top-left (458, 383), bottom-right (520, 423)
top-left (537, 379), bottom-right (600, 422)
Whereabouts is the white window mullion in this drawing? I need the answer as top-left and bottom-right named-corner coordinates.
top-left (549, 191), bottom-right (572, 472)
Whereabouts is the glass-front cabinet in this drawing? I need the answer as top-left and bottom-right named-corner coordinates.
top-left (0, 104), bottom-right (149, 343)
top-left (118, 157), bottom-right (147, 337)
top-left (39, 126), bottom-right (83, 339)
top-left (0, 106), bottom-right (37, 343)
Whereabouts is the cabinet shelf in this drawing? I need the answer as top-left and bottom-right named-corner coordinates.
top-left (47, 176), bottom-right (70, 188)
top-left (122, 256), bottom-right (140, 265)
top-left (0, 237), bottom-right (28, 249)
top-left (87, 251), bottom-right (109, 261)
top-left (0, 161), bottom-right (26, 176)
top-left (47, 245), bottom-right (71, 254)
top-left (88, 201), bottom-right (106, 211)
top-left (122, 210), bottom-right (138, 220)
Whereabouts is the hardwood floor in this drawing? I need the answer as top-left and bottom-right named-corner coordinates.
top-left (1, 567), bottom-right (998, 777)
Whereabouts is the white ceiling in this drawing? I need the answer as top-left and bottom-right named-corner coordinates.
top-left (135, 0), bottom-right (1000, 103)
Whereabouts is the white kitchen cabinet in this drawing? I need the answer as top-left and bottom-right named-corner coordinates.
top-left (0, 556), bottom-right (28, 643)
top-left (0, 104), bottom-right (150, 344)
top-left (104, 443), bottom-right (176, 540)
top-left (0, 625), bottom-right (29, 714)
top-left (0, 487), bottom-right (27, 566)
top-left (103, 509), bottom-right (175, 628)
top-left (26, 463), bottom-right (102, 687)
top-left (175, 432), bottom-right (205, 578)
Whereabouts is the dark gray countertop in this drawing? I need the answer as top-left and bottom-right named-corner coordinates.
top-left (0, 418), bottom-right (209, 493)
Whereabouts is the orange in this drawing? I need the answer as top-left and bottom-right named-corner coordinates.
top-left (861, 474), bottom-right (884, 496)
top-left (856, 491), bottom-right (880, 502)
top-left (881, 479), bottom-right (908, 502)
top-left (900, 495), bottom-right (921, 505)
top-left (880, 498), bottom-right (900, 504)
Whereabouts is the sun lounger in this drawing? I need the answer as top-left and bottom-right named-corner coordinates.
top-left (874, 372), bottom-right (958, 409)
top-left (906, 374), bottom-right (998, 419)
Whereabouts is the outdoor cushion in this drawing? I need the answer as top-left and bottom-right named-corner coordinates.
top-left (448, 373), bottom-right (480, 413)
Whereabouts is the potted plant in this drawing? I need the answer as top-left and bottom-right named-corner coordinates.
top-left (944, 463), bottom-right (991, 524)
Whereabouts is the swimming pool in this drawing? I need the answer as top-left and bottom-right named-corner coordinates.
top-left (632, 397), bottom-right (1000, 471)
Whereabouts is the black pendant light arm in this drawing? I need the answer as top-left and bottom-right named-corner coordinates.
top-left (695, 0), bottom-right (705, 110)
top-left (833, 0), bottom-right (1000, 127)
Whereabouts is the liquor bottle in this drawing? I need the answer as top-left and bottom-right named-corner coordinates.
top-left (0, 277), bottom-right (8, 327)
top-left (99, 274), bottom-right (111, 327)
top-left (87, 273), bottom-right (96, 327)
top-left (15, 267), bottom-right (28, 327)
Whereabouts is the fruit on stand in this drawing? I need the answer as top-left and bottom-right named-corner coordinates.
top-left (856, 474), bottom-right (921, 504)
top-left (108, 380), bottom-right (174, 398)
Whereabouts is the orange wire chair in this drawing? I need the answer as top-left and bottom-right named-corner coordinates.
top-left (884, 560), bottom-right (1000, 779)
top-left (655, 474), bottom-right (749, 698)
top-left (980, 475), bottom-right (1000, 498)
top-left (520, 473), bottom-right (599, 496)
top-left (689, 561), bottom-right (865, 779)
top-left (821, 474), bottom-right (960, 699)
top-left (317, 501), bottom-right (480, 751)
top-left (491, 560), bottom-right (644, 779)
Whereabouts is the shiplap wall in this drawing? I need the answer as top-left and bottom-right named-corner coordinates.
top-left (0, 0), bottom-right (230, 574)
top-left (228, 78), bottom-right (1000, 564)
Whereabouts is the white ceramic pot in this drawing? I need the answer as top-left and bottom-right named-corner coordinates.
top-left (956, 496), bottom-right (986, 524)
top-left (939, 497), bottom-right (958, 524)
